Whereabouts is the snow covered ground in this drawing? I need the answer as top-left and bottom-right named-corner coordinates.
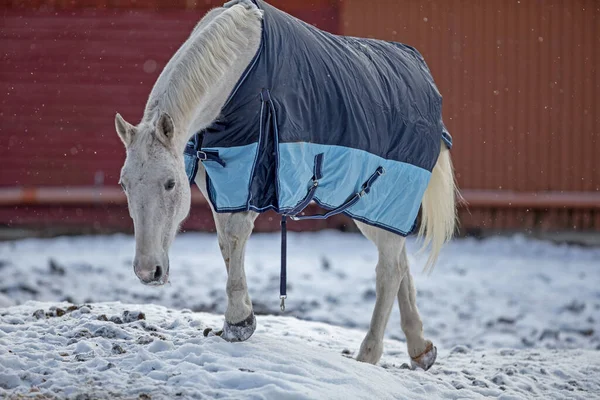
top-left (1, 232), bottom-right (599, 398)
top-left (2, 302), bottom-right (599, 399)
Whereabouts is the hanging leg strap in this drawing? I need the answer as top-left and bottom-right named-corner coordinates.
top-left (280, 215), bottom-right (287, 312)
top-left (278, 156), bottom-right (385, 312)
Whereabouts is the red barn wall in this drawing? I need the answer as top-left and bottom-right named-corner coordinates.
top-left (0, 0), bottom-right (344, 233)
top-left (341, 0), bottom-right (600, 233)
top-left (1, 1), bottom-right (339, 188)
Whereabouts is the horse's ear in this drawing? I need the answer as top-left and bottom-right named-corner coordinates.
top-left (115, 113), bottom-right (136, 147)
top-left (155, 112), bottom-right (175, 145)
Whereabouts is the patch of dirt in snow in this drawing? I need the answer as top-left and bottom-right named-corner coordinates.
top-left (1, 302), bottom-right (599, 400)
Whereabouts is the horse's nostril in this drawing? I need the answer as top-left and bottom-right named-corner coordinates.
top-left (154, 266), bottom-right (163, 281)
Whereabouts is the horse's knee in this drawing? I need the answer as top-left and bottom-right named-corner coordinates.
top-left (219, 213), bottom-right (255, 243)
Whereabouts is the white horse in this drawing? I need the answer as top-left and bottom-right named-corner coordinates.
top-left (115, 0), bottom-right (456, 370)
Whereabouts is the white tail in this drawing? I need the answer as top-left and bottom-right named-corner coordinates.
top-left (418, 141), bottom-right (458, 272)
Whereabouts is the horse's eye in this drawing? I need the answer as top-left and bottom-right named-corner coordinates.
top-left (165, 179), bottom-right (176, 191)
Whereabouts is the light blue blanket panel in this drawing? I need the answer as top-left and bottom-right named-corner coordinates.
top-left (199, 142), bottom-right (431, 235)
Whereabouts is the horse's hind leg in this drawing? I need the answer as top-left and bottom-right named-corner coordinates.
top-left (355, 221), bottom-right (404, 364)
top-left (212, 211), bottom-right (258, 341)
top-left (397, 247), bottom-right (437, 370)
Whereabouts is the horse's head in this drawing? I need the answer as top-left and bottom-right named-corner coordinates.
top-left (115, 112), bottom-right (191, 286)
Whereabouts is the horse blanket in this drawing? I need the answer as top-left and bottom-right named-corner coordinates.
top-left (185, 0), bottom-right (452, 235)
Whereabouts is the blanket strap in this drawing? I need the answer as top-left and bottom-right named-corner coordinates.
top-left (195, 150), bottom-right (227, 167)
top-left (286, 153), bottom-right (324, 216)
top-left (278, 158), bottom-right (384, 311)
top-left (278, 153), bottom-right (323, 312)
top-left (184, 135), bottom-right (201, 185)
top-left (290, 166), bottom-right (385, 221)
top-left (280, 215), bottom-right (287, 311)
top-left (183, 132), bottom-right (227, 185)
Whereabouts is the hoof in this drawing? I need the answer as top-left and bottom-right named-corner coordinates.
top-left (410, 341), bottom-right (437, 371)
top-left (221, 312), bottom-right (256, 342)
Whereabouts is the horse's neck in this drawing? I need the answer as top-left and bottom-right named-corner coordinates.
top-left (187, 38), bottom-right (260, 140)
top-left (143, 5), bottom-right (262, 148)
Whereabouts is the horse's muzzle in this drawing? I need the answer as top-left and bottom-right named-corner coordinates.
top-left (133, 257), bottom-right (169, 286)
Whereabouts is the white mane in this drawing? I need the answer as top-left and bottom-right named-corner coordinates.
top-left (143, 4), bottom-right (263, 133)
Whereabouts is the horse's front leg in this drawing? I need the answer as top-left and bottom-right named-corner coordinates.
top-left (213, 211), bottom-right (259, 341)
top-left (193, 166), bottom-right (258, 341)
